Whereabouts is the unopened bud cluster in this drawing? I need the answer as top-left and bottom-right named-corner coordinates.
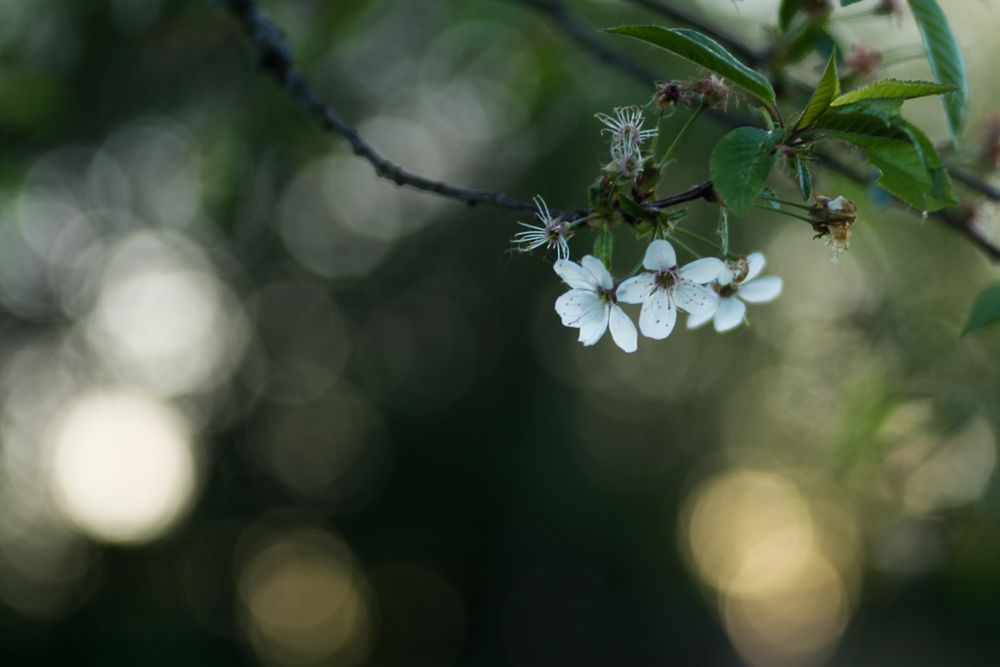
top-left (654, 75), bottom-right (735, 112)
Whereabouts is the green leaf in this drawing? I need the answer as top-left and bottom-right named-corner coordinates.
top-left (811, 102), bottom-right (957, 211)
top-left (907, 0), bottom-right (968, 146)
top-left (794, 49), bottom-right (839, 131)
top-left (795, 157), bottom-right (813, 201)
top-left (963, 285), bottom-right (1000, 335)
top-left (840, 0), bottom-right (865, 5)
top-left (779, 0), bottom-right (800, 31)
top-left (605, 25), bottom-right (777, 109)
top-left (831, 79), bottom-right (956, 107)
top-left (593, 228), bottom-right (614, 268)
top-left (710, 127), bottom-right (780, 217)
top-left (616, 192), bottom-right (656, 221)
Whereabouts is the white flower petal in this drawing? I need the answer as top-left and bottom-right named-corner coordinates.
top-left (615, 273), bottom-right (656, 304)
top-left (673, 282), bottom-right (719, 315)
top-left (555, 289), bottom-right (601, 326)
top-left (678, 257), bottom-right (726, 284)
top-left (642, 239), bottom-right (677, 271)
top-left (608, 304), bottom-right (638, 353)
top-left (581, 255), bottom-right (614, 290)
top-left (714, 297), bottom-right (746, 332)
top-left (745, 252), bottom-right (766, 283)
top-left (577, 302), bottom-right (610, 346)
top-left (738, 276), bottom-right (783, 303)
top-left (639, 288), bottom-right (676, 339)
top-left (686, 304), bottom-right (717, 330)
top-left (553, 259), bottom-right (598, 290)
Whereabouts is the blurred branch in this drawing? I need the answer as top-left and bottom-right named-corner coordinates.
top-left (519, 0), bottom-right (1000, 261)
top-left (221, 0), bottom-right (724, 224)
top-left (519, 0), bottom-right (661, 82)
top-left (223, 0), bottom-right (557, 216)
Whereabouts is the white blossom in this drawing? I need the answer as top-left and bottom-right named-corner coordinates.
top-left (686, 252), bottom-right (783, 332)
top-left (554, 255), bottom-right (638, 353)
top-left (512, 196), bottom-right (572, 260)
top-left (616, 240), bottom-right (724, 340)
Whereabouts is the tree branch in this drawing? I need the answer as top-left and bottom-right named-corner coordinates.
top-left (223, 0), bottom-right (561, 217)
top-left (518, 0), bottom-right (1000, 261)
top-left (623, 0), bottom-right (1000, 207)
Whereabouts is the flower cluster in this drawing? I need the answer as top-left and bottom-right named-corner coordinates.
top-left (552, 240), bottom-right (782, 352)
top-left (515, 104), bottom-right (791, 353)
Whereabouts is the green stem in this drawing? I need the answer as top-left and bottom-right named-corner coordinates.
top-left (659, 105), bottom-right (706, 168)
top-left (758, 195), bottom-right (813, 211)
top-left (648, 109), bottom-right (665, 157)
top-left (753, 204), bottom-right (814, 224)
top-left (569, 212), bottom-right (600, 229)
top-left (835, 9), bottom-right (880, 22)
top-left (674, 226), bottom-right (721, 251)
top-left (667, 233), bottom-right (702, 259)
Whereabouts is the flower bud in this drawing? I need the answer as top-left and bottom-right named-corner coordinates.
top-left (874, 0), bottom-right (905, 18)
top-left (686, 75), bottom-right (734, 110)
top-left (983, 115), bottom-right (1000, 171)
top-left (653, 80), bottom-right (685, 111)
top-left (802, 0), bottom-right (834, 18)
top-left (844, 44), bottom-right (882, 78)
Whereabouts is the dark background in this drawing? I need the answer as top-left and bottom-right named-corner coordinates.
top-left (1, 1), bottom-right (1000, 665)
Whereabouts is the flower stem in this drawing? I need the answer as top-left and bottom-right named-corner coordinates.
top-left (569, 212), bottom-right (600, 228)
top-left (753, 204), bottom-right (814, 224)
top-left (667, 233), bottom-right (702, 259)
top-left (758, 195), bottom-right (813, 211)
top-left (648, 109), bottom-right (665, 157)
top-left (674, 226), bottom-right (722, 250)
top-left (659, 104), bottom-right (706, 168)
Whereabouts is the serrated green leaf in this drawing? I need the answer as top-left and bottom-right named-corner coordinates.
top-left (962, 285), bottom-right (1000, 335)
top-left (811, 103), bottom-right (957, 211)
top-left (907, 0), bottom-right (968, 146)
top-left (794, 50), bottom-right (839, 131)
top-left (899, 120), bottom-right (955, 207)
top-left (709, 127), bottom-right (780, 217)
top-left (605, 25), bottom-right (777, 109)
top-left (831, 79), bottom-right (956, 107)
top-left (594, 228), bottom-right (614, 267)
top-left (779, 0), bottom-right (800, 31)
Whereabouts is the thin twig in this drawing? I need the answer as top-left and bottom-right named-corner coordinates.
top-left (223, 0), bottom-right (571, 217)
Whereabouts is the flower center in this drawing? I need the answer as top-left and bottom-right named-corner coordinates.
top-left (654, 269), bottom-right (677, 290)
top-left (718, 283), bottom-right (738, 298)
top-left (545, 221), bottom-right (566, 241)
top-left (597, 286), bottom-right (616, 303)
